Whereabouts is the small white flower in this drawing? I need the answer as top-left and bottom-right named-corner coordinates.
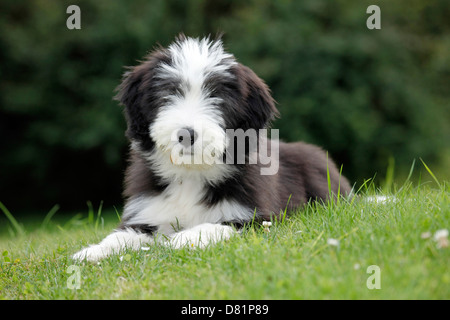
top-left (262, 221), bottom-right (272, 233)
top-left (433, 229), bottom-right (448, 241)
top-left (327, 238), bottom-right (339, 247)
top-left (353, 263), bottom-right (361, 270)
top-left (420, 231), bottom-right (432, 239)
top-left (434, 229), bottom-right (449, 249)
top-left (141, 247), bottom-right (151, 251)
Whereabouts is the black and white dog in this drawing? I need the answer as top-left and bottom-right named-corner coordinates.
top-left (73, 35), bottom-right (351, 262)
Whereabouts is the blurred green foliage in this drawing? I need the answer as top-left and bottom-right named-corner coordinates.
top-left (0, 0), bottom-right (449, 212)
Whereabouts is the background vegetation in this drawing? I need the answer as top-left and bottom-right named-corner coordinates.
top-left (0, 0), bottom-right (449, 213)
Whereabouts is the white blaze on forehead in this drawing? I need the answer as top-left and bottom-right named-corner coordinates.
top-left (159, 37), bottom-right (237, 87)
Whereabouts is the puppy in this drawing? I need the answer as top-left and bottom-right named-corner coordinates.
top-left (73, 35), bottom-right (351, 262)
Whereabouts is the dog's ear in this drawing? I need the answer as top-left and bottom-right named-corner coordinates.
top-left (115, 49), bottom-right (169, 143)
top-left (235, 64), bottom-right (279, 130)
top-left (115, 64), bottom-right (149, 142)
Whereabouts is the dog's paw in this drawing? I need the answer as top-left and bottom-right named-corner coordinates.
top-left (72, 245), bottom-right (109, 263)
top-left (169, 223), bottom-right (235, 249)
top-left (72, 229), bottom-right (155, 262)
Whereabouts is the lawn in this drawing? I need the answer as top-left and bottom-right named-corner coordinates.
top-left (0, 181), bottom-right (448, 300)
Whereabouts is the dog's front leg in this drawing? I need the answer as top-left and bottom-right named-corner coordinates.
top-left (167, 223), bottom-right (236, 249)
top-left (72, 228), bottom-right (153, 262)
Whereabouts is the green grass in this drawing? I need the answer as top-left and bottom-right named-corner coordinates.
top-left (0, 181), bottom-right (449, 299)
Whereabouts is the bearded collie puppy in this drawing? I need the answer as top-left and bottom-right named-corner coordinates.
top-left (73, 35), bottom-right (351, 262)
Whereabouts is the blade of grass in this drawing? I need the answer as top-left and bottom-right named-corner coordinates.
top-left (113, 206), bottom-right (122, 222)
top-left (351, 178), bottom-right (369, 200)
top-left (384, 156), bottom-right (395, 193)
top-left (419, 158), bottom-right (441, 188)
top-left (309, 230), bottom-right (324, 254)
top-left (398, 159), bottom-right (416, 193)
top-left (94, 201), bottom-right (104, 232)
top-left (363, 173), bottom-right (377, 195)
top-left (281, 194), bottom-right (292, 224)
top-left (337, 164), bottom-right (344, 203)
top-left (356, 178), bottom-right (372, 194)
top-left (250, 207), bottom-right (257, 229)
top-left (405, 158), bottom-right (416, 183)
top-left (41, 204), bottom-right (60, 228)
top-left (0, 201), bottom-right (25, 236)
top-left (87, 200), bottom-right (94, 224)
top-left (326, 152), bottom-right (332, 198)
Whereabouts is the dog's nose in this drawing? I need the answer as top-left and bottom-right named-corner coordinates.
top-left (177, 127), bottom-right (197, 147)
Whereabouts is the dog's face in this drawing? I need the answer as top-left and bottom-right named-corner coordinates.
top-left (116, 36), bottom-right (278, 183)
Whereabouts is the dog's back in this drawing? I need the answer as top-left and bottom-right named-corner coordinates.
top-left (240, 139), bottom-right (351, 220)
top-left (278, 141), bottom-right (351, 207)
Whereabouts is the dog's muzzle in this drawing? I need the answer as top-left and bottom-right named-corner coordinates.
top-left (177, 127), bottom-right (197, 147)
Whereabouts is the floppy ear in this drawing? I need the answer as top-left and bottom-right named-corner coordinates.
top-left (235, 64), bottom-right (279, 130)
top-left (115, 65), bottom-right (149, 142)
top-left (115, 49), bottom-right (170, 144)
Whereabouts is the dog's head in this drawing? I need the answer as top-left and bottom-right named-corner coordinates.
top-left (115, 35), bottom-right (278, 182)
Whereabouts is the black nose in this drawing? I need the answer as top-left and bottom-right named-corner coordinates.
top-left (177, 127), bottom-right (197, 147)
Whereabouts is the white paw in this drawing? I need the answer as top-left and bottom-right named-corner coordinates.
top-left (72, 245), bottom-right (109, 263)
top-left (72, 229), bottom-right (153, 262)
top-left (169, 223), bottom-right (235, 249)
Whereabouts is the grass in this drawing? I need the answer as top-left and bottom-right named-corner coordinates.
top-left (0, 180), bottom-right (449, 299)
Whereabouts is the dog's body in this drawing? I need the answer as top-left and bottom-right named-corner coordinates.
top-left (73, 36), bottom-right (351, 262)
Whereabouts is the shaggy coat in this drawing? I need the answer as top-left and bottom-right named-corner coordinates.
top-left (72, 35), bottom-right (351, 262)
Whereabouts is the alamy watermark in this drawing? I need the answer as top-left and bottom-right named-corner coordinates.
top-left (366, 265), bottom-right (381, 290)
top-left (66, 5), bottom-right (381, 33)
top-left (169, 128), bottom-right (280, 176)
top-left (66, 5), bottom-right (81, 30)
top-left (366, 5), bottom-right (381, 30)
top-left (66, 265), bottom-right (81, 290)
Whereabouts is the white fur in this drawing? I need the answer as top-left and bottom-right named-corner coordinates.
top-left (72, 176), bottom-right (250, 262)
top-left (72, 228), bottom-right (153, 262)
top-left (148, 37), bottom-right (236, 184)
top-left (158, 37), bottom-right (236, 86)
top-left (132, 140), bottom-right (237, 186)
top-left (168, 223), bottom-right (235, 249)
top-left (72, 223), bottom-right (236, 262)
top-left (123, 178), bottom-right (253, 235)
